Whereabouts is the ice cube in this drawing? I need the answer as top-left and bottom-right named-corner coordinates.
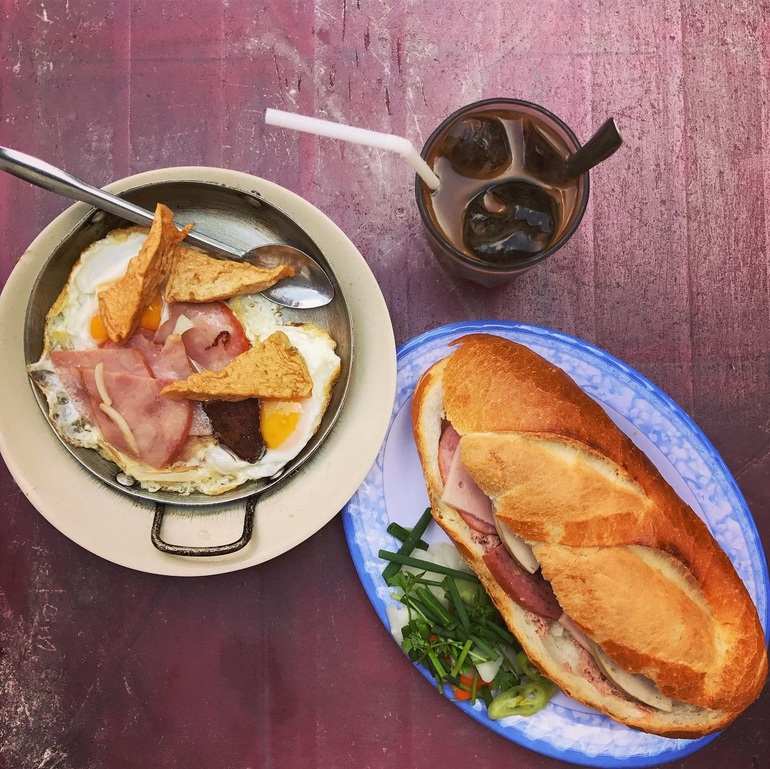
top-left (442, 116), bottom-right (511, 179)
top-left (463, 181), bottom-right (556, 263)
top-left (523, 118), bottom-right (565, 180)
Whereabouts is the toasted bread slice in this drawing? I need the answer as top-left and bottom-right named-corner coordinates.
top-left (165, 246), bottom-right (294, 303)
top-left (161, 330), bottom-right (312, 401)
top-left (97, 204), bottom-right (190, 344)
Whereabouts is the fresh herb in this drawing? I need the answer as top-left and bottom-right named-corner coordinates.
top-left (383, 514), bottom-right (554, 718)
top-left (379, 550), bottom-right (480, 584)
top-left (386, 522), bottom-right (429, 550)
top-left (381, 507), bottom-right (434, 582)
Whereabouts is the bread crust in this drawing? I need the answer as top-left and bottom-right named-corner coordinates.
top-left (411, 333), bottom-right (767, 737)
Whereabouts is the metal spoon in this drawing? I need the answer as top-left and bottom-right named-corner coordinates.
top-left (552, 118), bottom-right (623, 183)
top-left (561, 117), bottom-right (623, 180)
top-left (0, 146), bottom-right (335, 309)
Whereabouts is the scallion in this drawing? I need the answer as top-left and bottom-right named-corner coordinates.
top-left (382, 508), bottom-right (434, 582)
top-left (378, 550), bottom-right (480, 583)
top-left (386, 522), bottom-right (429, 550)
top-left (445, 576), bottom-right (470, 632)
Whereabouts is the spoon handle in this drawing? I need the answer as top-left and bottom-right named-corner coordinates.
top-left (0, 146), bottom-right (242, 260)
top-left (566, 118), bottom-right (623, 178)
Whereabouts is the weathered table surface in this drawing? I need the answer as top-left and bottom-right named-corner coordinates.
top-left (1, 2), bottom-right (768, 767)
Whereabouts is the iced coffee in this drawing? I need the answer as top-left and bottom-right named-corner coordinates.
top-left (416, 99), bottom-right (589, 286)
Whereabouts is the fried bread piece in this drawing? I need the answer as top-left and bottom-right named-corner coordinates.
top-left (98, 204), bottom-right (191, 344)
top-left (160, 331), bottom-right (312, 401)
top-left (164, 246), bottom-right (295, 303)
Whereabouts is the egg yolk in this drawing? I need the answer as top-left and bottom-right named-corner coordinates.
top-left (89, 314), bottom-right (109, 343)
top-left (139, 294), bottom-right (163, 332)
top-left (260, 401), bottom-right (303, 449)
top-left (89, 294), bottom-right (163, 343)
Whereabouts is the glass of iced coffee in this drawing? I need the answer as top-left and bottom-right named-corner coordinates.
top-left (416, 98), bottom-right (590, 287)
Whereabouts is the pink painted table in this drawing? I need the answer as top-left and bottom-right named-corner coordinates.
top-left (1, 2), bottom-right (768, 767)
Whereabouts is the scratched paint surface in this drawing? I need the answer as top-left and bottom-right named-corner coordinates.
top-left (1, 1), bottom-right (769, 767)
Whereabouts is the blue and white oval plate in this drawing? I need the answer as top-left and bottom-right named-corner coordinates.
top-left (342, 320), bottom-right (769, 768)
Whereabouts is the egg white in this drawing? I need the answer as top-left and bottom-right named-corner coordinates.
top-left (30, 226), bottom-right (342, 497)
top-left (46, 229), bottom-right (150, 351)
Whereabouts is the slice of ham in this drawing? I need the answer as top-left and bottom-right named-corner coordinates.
top-left (106, 331), bottom-right (205, 434)
top-left (159, 335), bottom-right (197, 379)
top-left (155, 302), bottom-right (250, 371)
top-left (51, 347), bottom-right (152, 378)
top-left (115, 330), bottom-right (196, 380)
top-left (51, 348), bottom-right (153, 416)
top-left (440, 430), bottom-right (497, 535)
top-left (80, 368), bottom-right (193, 468)
top-left (483, 544), bottom-right (562, 620)
top-left (51, 343), bottom-right (203, 464)
top-left (438, 422), bottom-right (461, 482)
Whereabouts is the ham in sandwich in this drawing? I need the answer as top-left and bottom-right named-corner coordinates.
top-left (410, 333), bottom-right (767, 737)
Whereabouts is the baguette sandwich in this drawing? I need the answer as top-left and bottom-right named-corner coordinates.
top-left (411, 333), bottom-right (767, 737)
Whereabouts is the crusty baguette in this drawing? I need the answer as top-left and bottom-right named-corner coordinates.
top-left (411, 334), bottom-right (767, 737)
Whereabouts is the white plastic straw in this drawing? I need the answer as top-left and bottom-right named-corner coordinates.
top-left (265, 108), bottom-right (440, 191)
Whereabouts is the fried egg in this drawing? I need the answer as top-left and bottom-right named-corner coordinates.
top-left (44, 229), bottom-right (152, 351)
top-left (29, 227), bottom-right (341, 497)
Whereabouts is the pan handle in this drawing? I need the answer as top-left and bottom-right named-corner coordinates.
top-left (151, 497), bottom-right (256, 557)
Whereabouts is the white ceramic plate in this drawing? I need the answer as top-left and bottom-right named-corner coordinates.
top-left (0, 167), bottom-right (396, 576)
top-left (343, 320), bottom-right (769, 768)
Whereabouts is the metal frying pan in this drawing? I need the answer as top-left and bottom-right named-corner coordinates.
top-left (23, 179), bottom-right (353, 556)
